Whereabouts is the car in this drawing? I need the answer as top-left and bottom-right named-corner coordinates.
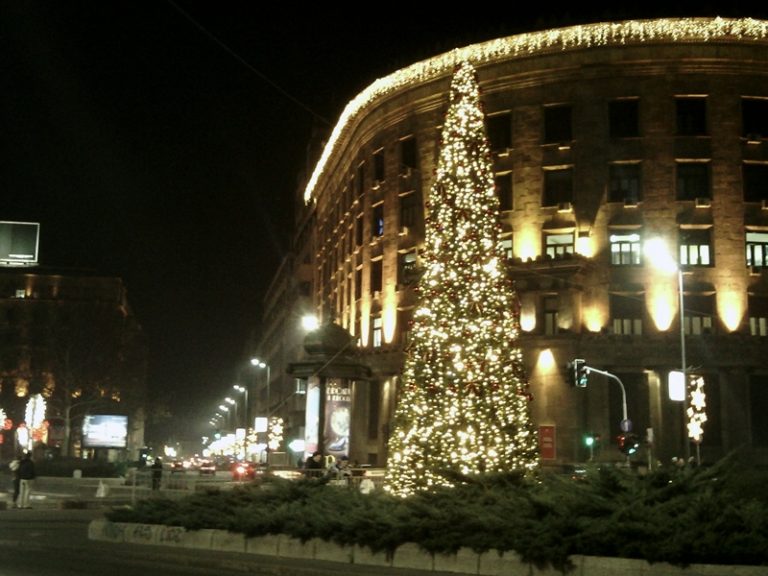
top-left (198, 460), bottom-right (216, 475)
top-left (231, 461), bottom-right (261, 481)
top-left (170, 460), bottom-right (186, 474)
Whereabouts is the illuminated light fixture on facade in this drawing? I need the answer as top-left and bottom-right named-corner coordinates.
top-left (304, 18), bottom-right (768, 204)
top-left (575, 231), bottom-right (593, 257)
top-left (668, 370), bottom-right (686, 401)
top-left (718, 291), bottom-right (744, 332)
top-left (536, 349), bottom-right (557, 373)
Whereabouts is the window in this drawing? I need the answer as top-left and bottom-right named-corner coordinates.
top-left (371, 259), bottom-right (383, 294)
top-left (679, 228), bottom-right (713, 267)
top-left (356, 164), bottom-right (365, 198)
top-left (742, 98), bottom-right (768, 139)
top-left (398, 251), bottom-right (418, 286)
top-left (355, 214), bottom-right (363, 247)
top-left (400, 137), bottom-right (417, 172)
top-left (495, 172), bottom-right (513, 211)
top-left (610, 231), bottom-right (642, 265)
top-left (610, 294), bottom-right (644, 335)
top-left (373, 149), bottom-right (385, 185)
top-left (676, 162), bottom-right (710, 201)
top-left (399, 309), bottom-right (413, 347)
top-left (500, 235), bottom-right (513, 260)
top-left (399, 192), bottom-right (419, 229)
top-left (544, 105), bottom-right (572, 144)
top-left (545, 232), bottom-right (574, 258)
top-left (748, 295), bottom-right (768, 336)
top-left (371, 203), bottom-right (384, 238)
top-left (609, 163), bottom-right (642, 204)
top-left (543, 295), bottom-right (558, 335)
top-left (750, 375), bottom-right (768, 446)
top-left (676, 97), bottom-right (707, 136)
top-left (355, 268), bottom-right (362, 301)
top-left (609, 99), bottom-right (639, 138)
top-left (371, 316), bottom-right (383, 348)
top-left (543, 167), bottom-right (573, 206)
top-left (486, 112), bottom-right (512, 152)
top-left (747, 231), bottom-right (768, 268)
top-left (743, 163), bottom-right (768, 202)
top-left (683, 294), bottom-right (714, 335)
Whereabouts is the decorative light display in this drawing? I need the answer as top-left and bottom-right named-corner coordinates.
top-left (687, 376), bottom-right (707, 443)
top-left (304, 17), bottom-right (768, 204)
top-left (384, 61), bottom-right (538, 497)
top-left (268, 416), bottom-right (284, 451)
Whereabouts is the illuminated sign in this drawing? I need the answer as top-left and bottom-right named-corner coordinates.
top-left (0, 221), bottom-right (40, 266)
top-left (82, 415), bottom-right (128, 448)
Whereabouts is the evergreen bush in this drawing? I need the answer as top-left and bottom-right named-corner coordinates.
top-left (106, 452), bottom-right (768, 570)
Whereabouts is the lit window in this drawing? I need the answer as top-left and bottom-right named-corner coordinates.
top-left (545, 232), bottom-right (574, 258)
top-left (15, 289), bottom-right (26, 299)
top-left (679, 228), bottom-right (712, 267)
top-left (398, 251), bottom-right (418, 286)
top-left (747, 231), bottom-right (768, 268)
top-left (372, 203), bottom-right (384, 238)
top-left (372, 316), bottom-right (383, 348)
top-left (610, 293), bottom-right (644, 335)
top-left (500, 236), bottom-right (513, 260)
top-left (610, 231), bottom-right (642, 266)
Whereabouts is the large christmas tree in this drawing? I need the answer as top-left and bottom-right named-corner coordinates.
top-left (384, 61), bottom-right (538, 497)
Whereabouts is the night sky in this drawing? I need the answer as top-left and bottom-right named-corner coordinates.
top-left (1, 2), bottom-right (762, 441)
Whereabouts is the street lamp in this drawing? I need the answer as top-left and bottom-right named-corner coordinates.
top-left (250, 357), bottom-right (271, 415)
top-left (233, 384), bottom-right (248, 428)
top-left (645, 237), bottom-right (694, 463)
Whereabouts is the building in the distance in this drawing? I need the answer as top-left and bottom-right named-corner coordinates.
top-left (280, 18), bottom-right (768, 468)
top-left (0, 251), bottom-right (147, 461)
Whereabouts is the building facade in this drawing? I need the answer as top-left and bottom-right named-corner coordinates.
top-left (293, 18), bottom-right (768, 468)
top-left (0, 266), bottom-right (147, 461)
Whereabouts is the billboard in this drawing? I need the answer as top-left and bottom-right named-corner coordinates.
top-left (82, 414), bottom-right (128, 448)
top-left (0, 221), bottom-right (40, 265)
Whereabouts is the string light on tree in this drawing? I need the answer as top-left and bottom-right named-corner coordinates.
top-left (384, 61), bottom-right (538, 497)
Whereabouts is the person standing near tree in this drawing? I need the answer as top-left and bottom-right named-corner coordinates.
top-left (17, 452), bottom-right (35, 509)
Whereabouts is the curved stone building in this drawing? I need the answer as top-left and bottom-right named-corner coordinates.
top-left (295, 17), bottom-right (768, 467)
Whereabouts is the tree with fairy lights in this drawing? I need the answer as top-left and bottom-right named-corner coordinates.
top-left (384, 61), bottom-right (538, 497)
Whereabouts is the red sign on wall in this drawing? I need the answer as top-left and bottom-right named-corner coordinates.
top-left (539, 425), bottom-right (556, 460)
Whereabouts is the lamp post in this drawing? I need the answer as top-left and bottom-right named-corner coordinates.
top-left (645, 238), bottom-right (694, 464)
top-left (250, 357), bottom-right (271, 463)
top-left (233, 384), bottom-right (249, 459)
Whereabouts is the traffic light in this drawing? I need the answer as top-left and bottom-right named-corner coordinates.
top-left (569, 358), bottom-right (588, 387)
top-left (618, 432), bottom-right (640, 456)
top-left (584, 432), bottom-right (601, 448)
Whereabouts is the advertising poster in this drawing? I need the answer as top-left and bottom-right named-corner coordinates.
top-left (303, 377), bottom-right (320, 459)
top-left (324, 378), bottom-right (351, 458)
top-left (539, 425), bottom-right (556, 460)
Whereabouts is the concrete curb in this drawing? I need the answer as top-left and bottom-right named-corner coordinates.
top-left (88, 519), bottom-right (765, 576)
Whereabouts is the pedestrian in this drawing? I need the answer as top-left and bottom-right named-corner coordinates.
top-left (151, 457), bottom-right (163, 490)
top-left (327, 455), bottom-right (352, 483)
top-left (17, 452), bottom-right (35, 509)
top-left (9, 457), bottom-right (20, 506)
top-left (303, 451), bottom-right (325, 478)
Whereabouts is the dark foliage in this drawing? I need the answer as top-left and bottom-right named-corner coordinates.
top-left (106, 452), bottom-right (768, 570)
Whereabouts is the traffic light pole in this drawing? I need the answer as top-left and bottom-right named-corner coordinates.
top-left (579, 365), bottom-right (628, 425)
